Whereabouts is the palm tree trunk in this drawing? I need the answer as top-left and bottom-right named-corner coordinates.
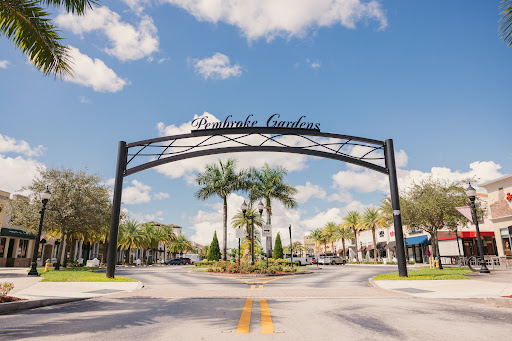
top-left (372, 225), bottom-right (378, 262)
top-left (331, 241), bottom-right (334, 256)
top-left (352, 226), bottom-right (359, 262)
top-left (125, 246), bottom-right (130, 264)
top-left (342, 238), bottom-right (346, 258)
top-left (101, 237), bottom-right (108, 264)
top-left (223, 197), bottom-right (228, 261)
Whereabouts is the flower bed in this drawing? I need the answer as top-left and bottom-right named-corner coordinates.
top-left (204, 260), bottom-right (298, 274)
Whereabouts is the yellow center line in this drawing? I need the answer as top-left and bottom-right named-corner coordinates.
top-left (259, 299), bottom-right (274, 334)
top-left (250, 285), bottom-right (256, 289)
top-left (236, 298), bottom-right (253, 334)
top-left (259, 285), bottom-right (264, 289)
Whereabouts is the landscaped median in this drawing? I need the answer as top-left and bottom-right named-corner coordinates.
top-left (36, 267), bottom-right (136, 282)
top-left (373, 267), bottom-right (473, 281)
top-left (194, 259), bottom-right (305, 275)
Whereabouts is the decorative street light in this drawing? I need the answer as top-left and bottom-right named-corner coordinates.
top-left (241, 200), bottom-right (264, 265)
top-left (465, 182), bottom-right (490, 274)
top-left (28, 186), bottom-right (51, 276)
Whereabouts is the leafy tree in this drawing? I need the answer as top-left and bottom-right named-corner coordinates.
top-left (396, 178), bottom-right (482, 270)
top-left (273, 232), bottom-right (283, 259)
top-left (248, 163), bottom-right (297, 258)
top-left (361, 208), bottom-right (385, 261)
top-left (342, 211), bottom-right (362, 262)
top-left (0, 0), bottom-right (97, 77)
top-left (10, 167), bottom-right (111, 268)
top-left (207, 231), bottom-right (221, 261)
top-left (196, 159), bottom-right (249, 260)
top-left (199, 245), bottom-right (209, 259)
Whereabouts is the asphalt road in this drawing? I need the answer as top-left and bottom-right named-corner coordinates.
top-left (1, 265), bottom-right (511, 340)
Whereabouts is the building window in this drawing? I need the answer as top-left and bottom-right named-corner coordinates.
top-left (17, 239), bottom-right (29, 258)
top-left (0, 238), bottom-right (6, 257)
top-left (501, 228), bottom-right (512, 256)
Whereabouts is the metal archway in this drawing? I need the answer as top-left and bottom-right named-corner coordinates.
top-left (106, 127), bottom-right (407, 278)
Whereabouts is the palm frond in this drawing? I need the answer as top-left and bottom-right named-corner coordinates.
top-left (500, 0), bottom-right (512, 47)
top-left (40, 0), bottom-right (97, 15)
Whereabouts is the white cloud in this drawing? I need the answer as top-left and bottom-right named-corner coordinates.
top-left (56, 6), bottom-right (159, 61)
top-left (79, 96), bottom-right (91, 103)
top-left (0, 155), bottom-right (44, 193)
top-left (165, 0), bottom-right (387, 41)
top-left (193, 53), bottom-right (242, 80)
top-left (306, 58), bottom-right (321, 69)
top-left (65, 46), bottom-right (128, 92)
top-left (0, 133), bottom-right (45, 157)
top-left (154, 113), bottom-right (310, 183)
top-left (295, 182), bottom-right (326, 203)
top-left (122, 180), bottom-right (152, 204)
top-left (153, 192), bottom-right (170, 200)
top-left (301, 201), bottom-right (369, 230)
top-left (158, 57), bottom-right (171, 64)
top-left (122, 0), bottom-right (151, 15)
top-left (123, 208), bottom-right (164, 222)
top-left (0, 60), bottom-right (9, 69)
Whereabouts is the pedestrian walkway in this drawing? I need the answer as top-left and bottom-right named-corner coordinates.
top-left (371, 269), bottom-right (512, 299)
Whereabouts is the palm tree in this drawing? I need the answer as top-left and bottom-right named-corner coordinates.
top-left (310, 228), bottom-right (324, 255)
top-left (196, 159), bottom-right (249, 261)
top-left (248, 163), bottom-right (297, 258)
top-left (323, 222), bottom-right (338, 256)
top-left (169, 235), bottom-right (193, 256)
top-left (500, 0), bottom-right (512, 47)
top-left (361, 208), bottom-right (385, 261)
top-left (0, 0), bottom-right (97, 77)
top-left (342, 211), bottom-right (362, 262)
top-left (231, 206), bottom-right (263, 258)
top-left (335, 225), bottom-right (352, 259)
top-left (119, 220), bottom-right (141, 264)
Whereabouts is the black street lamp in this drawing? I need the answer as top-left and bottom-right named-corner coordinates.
top-left (465, 183), bottom-right (490, 274)
top-left (241, 200), bottom-right (264, 265)
top-left (28, 186), bottom-right (51, 276)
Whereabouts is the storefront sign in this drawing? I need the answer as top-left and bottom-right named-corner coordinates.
top-left (191, 114), bottom-right (320, 131)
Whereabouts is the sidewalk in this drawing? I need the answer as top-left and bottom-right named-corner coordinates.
top-left (0, 268), bottom-right (141, 314)
top-left (371, 268), bottom-right (512, 306)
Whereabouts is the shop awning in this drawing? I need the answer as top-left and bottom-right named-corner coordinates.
top-left (386, 241), bottom-right (396, 249)
top-left (460, 231), bottom-right (495, 238)
top-left (405, 235), bottom-right (429, 245)
top-left (0, 227), bottom-right (36, 239)
top-left (376, 242), bottom-right (387, 249)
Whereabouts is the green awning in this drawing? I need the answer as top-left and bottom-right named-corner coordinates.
top-left (0, 228), bottom-right (36, 239)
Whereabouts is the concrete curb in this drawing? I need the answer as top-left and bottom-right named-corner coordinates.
top-left (0, 297), bottom-right (88, 315)
top-left (455, 297), bottom-right (512, 308)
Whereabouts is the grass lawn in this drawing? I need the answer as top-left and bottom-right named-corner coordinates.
top-left (373, 267), bottom-right (473, 280)
top-left (36, 267), bottom-right (136, 282)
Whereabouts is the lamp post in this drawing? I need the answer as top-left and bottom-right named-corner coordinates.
top-left (465, 183), bottom-right (490, 274)
top-left (28, 186), bottom-right (51, 276)
top-left (241, 200), bottom-right (264, 265)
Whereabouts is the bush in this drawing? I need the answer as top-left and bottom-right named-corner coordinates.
top-left (0, 282), bottom-right (14, 296)
top-left (204, 260), bottom-right (297, 274)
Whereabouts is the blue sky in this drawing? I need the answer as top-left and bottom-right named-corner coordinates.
top-left (1, 1), bottom-right (511, 246)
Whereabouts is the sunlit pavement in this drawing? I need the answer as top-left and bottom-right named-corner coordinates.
top-left (1, 266), bottom-right (511, 340)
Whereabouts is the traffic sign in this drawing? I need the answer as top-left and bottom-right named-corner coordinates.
top-left (235, 227), bottom-right (245, 238)
top-left (262, 224), bottom-right (272, 237)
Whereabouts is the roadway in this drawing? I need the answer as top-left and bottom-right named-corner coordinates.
top-left (1, 265), bottom-right (511, 340)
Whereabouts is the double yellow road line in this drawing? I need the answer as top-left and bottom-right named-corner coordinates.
top-left (236, 298), bottom-right (274, 334)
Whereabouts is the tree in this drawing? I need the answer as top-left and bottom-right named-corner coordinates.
top-left (119, 220), bottom-right (141, 264)
top-left (397, 178), bottom-right (480, 270)
top-left (342, 211), bottom-right (362, 262)
top-left (335, 225), bottom-right (352, 259)
top-left (323, 222), bottom-right (338, 256)
top-left (310, 228), bottom-right (324, 255)
top-left (273, 232), bottom-right (283, 259)
top-left (207, 231), bottom-right (221, 261)
top-left (248, 163), bottom-right (297, 258)
top-left (169, 235), bottom-right (193, 257)
top-left (10, 167), bottom-right (111, 268)
top-left (500, 0), bottom-right (512, 47)
top-left (196, 159), bottom-right (249, 261)
top-left (361, 208), bottom-right (385, 261)
top-left (0, 0), bottom-right (97, 77)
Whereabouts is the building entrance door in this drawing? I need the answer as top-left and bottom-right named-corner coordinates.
top-left (6, 239), bottom-right (15, 267)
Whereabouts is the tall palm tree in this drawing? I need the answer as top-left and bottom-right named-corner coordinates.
top-left (310, 228), bottom-right (324, 255)
top-left (342, 211), bottom-right (362, 262)
top-left (118, 219), bottom-right (141, 263)
top-left (231, 206), bottom-right (263, 257)
top-left (0, 0), bottom-right (97, 77)
top-left (323, 222), bottom-right (338, 256)
top-left (196, 159), bottom-right (249, 260)
top-left (361, 208), bottom-right (385, 261)
top-left (169, 235), bottom-right (193, 256)
top-left (335, 225), bottom-right (352, 259)
top-left (248, 163), bottom-right (297, 258)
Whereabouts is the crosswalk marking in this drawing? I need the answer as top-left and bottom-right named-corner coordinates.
top-left (235, 298), bottom-right (253, 334)
top-left (250, 285), bottom-right (256, 289)
top-left (259, 285), bottom-right (264, 289)
top-left (259, 299), bottom-right (274, 334)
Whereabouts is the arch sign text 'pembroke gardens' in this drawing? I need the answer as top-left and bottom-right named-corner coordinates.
top-left (105, 114), bottom-right (409, 279)
top-left (192, 114), bottom-right (321, 130)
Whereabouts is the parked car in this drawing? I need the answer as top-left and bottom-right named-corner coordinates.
top-left (284, 254), bottom-right (313, 266)
top-left (165, 258), bottom-right (185, 265)
top-left (329, 256), bottom-right (347, 265)
top-left (180, 257), bottom-right (192, 265)
top-left (317, 256), bottom-right (331, 265)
